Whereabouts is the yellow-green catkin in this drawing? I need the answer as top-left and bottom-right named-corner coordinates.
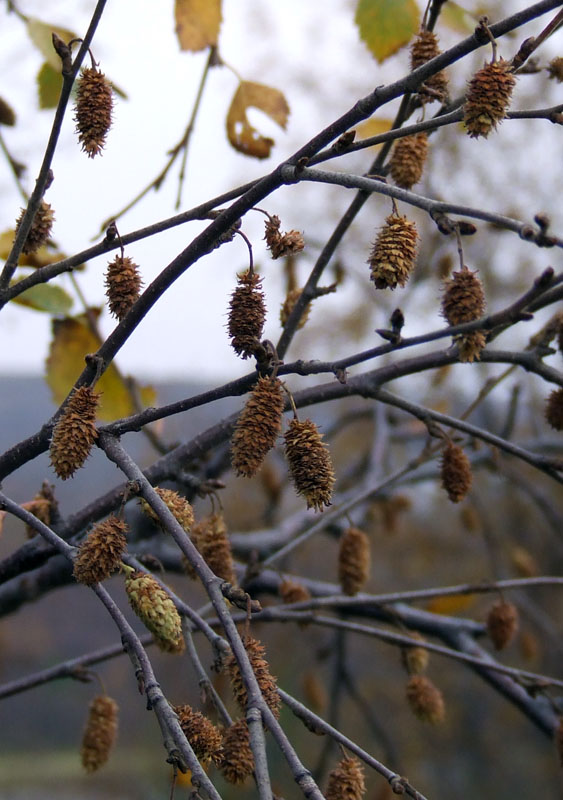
top-left (125, 570), bottom-right (185, 653)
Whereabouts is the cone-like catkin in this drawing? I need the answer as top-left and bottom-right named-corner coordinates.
top-left (389, 133), bottom-right (428, 190)
top-left (441, 442), bottom-right (472, 503)
top-left (545, 388), bottom-right (563, 431)
top-left (220, 719), bottom-right (254, 784)
top-left (197, 513), bottom-right (237, 585)
top-left (225, 635), bottom-right (281, 718)
top-left (15, 201), bottom-right (55, 254)
top-left (401, 632), bottom-right (430, 675)
top-left (325, 756), bottom-right (366, 800)
top-left (174, 704), bottom-right (223, 765)
top-left (280, 287), bottom-right (311, 330)
top-left (410, 30), bottom-right (449, 104)
top-left (125, 570), bottom-right (185, 653)
top-left (81, 695), bottom-right (118, 772)
top-left (73, 516), bottom-right (128, 585)
top-left (338, 527), bottom-right (370, 596)
top-left (442, 266), bottom-right (487, 362)
top-left (21, 494), bottom-right (51, 539)
top-left (368, 213), bottom-right (418, 290)
top-left (50, 386), bottom-right (100, 480)
top-left (555, 716), bottom-right (563, 766)
top-left (547, 57), bottom-right (563, 82)
top-left (105, 255), bottom-right (142, 320)
top-left (463, 59), bottom-right (516, 138)
top-left (279, 578), bottom-right (311, 605)
top-left (487, 600), bottom-right (519, 650)
top-left (231, 377), bottom-right (285, 478)
top-left (406, 675), bottom-right (445, 724)
top-left (74, 67), bottom-right (113, 157)
top-left (227, 270), bottom-right (266, 359)
top-left (284, 418), bottom-right (335, 511)
top-left (140, 488), bottom-right (194, 533)
top-left (264, 214), bottom-right (305, 259)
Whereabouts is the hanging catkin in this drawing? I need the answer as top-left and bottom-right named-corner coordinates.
top-left (441, 441), bottom-right (472, 503)
top-left (125, 570), bottom-right (185, 653)
top-left (81, 695), bottom-right (118, 772)
top-left (486, 600), bottom-right (519, 650)
top-left (220, 719), bottom-right (254, 784)
top-left (231, 377), bottom-right (285, 477)
top-left (225, 635), bottom-right (281, 718)
top-left (338, 527), bottom-right (370, 596)
top-left (74, 67), bottom-right (114, 156)
top-left (49, 386), bottom-right (100, 480)
top-left (389, 132), bottom-right (428, 190)
top-left (15, 200), bottom-right (55, 254)
top-left (405, 675), bottom-right (445, 724)
top-left (325, 756), bottom-right (366, 800)
top-left (105, 255), bottom-right (142, 320)
top-left (227, 270), bottom-right (266, 359)
top-left (463, 59), bottom-right (516, 138)
top-left (545, 388), bottom-right (563, 431)
top-left (368, 213), bottom-right (418, 290)
top-left (284, 418), bottom-right (335, 511)
top-left (174, 704), bottom-right (223, 764)
top-left (410, 30), bottom-right (449, 104)
top-left (441, 266), bottom-right (487, 362)
top-left (73, 516), bottom-right (128, 585)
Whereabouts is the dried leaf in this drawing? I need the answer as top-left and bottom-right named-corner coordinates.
top-left (175, 0), bottom-right (222, 51)
top-left (426, 594), bottom-right (475, 615)
top-left (37, 62), bottom-right (63, 109)
top-left (26, 18), bottom-right (77, 71)
top-left (355, 0), bottom-right (420, 63)
top-left (355, 117), bottom-right (393, 148)
top-left (46, 312), bottom-right (156, 421)
top-left (226, 80), bottom-right (289, 159)
top-left (10, 277), bottom-right (73, 314)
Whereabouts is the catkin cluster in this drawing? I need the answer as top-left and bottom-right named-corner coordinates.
top-left (184, 512), bottom-right (236, 585)
top-left (49, 386), bottom-right (100, 480)
top-left (73, 516), bottom-right (128, 585)
top-left (264, 214), bottom-right (305, 259)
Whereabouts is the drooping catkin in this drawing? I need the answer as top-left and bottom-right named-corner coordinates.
top-left (225, 635), bottom-right (281, 718)
top-left (405, 675), bottom-right (445, 724)
top-left (125, 570), bottom-right (185, 653)
top-left (174, 704), bottom-right (223, 765)
top-left (140, 487), bottom-right (194, 533)
top-left (389, 132), bottom-right (428, 190)
top-left (441, 441), bottom-right (472, 503)
top-left (284, 418), bottom-right (335, 511)
top-left (545, 388), bottom-right (563, 431)
top-left (21, 490), bottom-right (52, 539)
top-left (81, 695), bottom-right (118, 772)
top-left (49, 386), bottom-right (100, 480)
top-left (325, 755), bottom-right (366, 800)
top-left (280, 287), bottom-right (311, 330)
top-left (264, 214), bottom-right (305, 259)
top-left (228, 270), bottom-right (266, 359)
top-left (410, 30), bottom-right (449, 104)
top-left (195, 512), bottom-right (237, 585)
top-left (73, 516), bottom-right (128, 586)
top-left (231, 377), bottom-right (285, 477)
top-left (441, 266), bottom-right (487, 362)
top-left (220, 719), bottom-right (254, 784)
top-left (105, 255), bottom-right (142, 320)
top-left (279, 578), bottom-right (311, 605)
top-left (338, 527), bottom-right (370, 596)
top-left (487, 600), bottom-right (519, 650)
top-left (401, 632), bottom-right (430, 675)
top-left (15, 200), bottom-right (55, 254)
top-left (463, 59), bottom-right (516, 139)
top-left (368, 213), bottom-right (418, 290)
top-left (74, 67), bottom-right (113, 157)
top-left (547, 57), bottom-right (563, 82)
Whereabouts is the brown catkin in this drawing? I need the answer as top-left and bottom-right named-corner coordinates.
top-left (105, 255), bottom-right (142, 320)
top-left (441, 442), bottom-right (472, 503)
top-left (0, 96), bottom-right (16, 126)
top-left (547, 57), bottom-right (563, 82)
top-left (463, 59), bottom-right (516, 138)
top-left (15, 200), bottom-right (55, 254)
top-left (140, 487), bottom-right (194, 533)
top-left (197, 512), bottom-right (237, 585)
top-left (368, 213), bottom-right (418, 290)
top-left (280, 287), bottom-right (312, 330)
top-left (284, 418), bottom-right (335, 511)
top-left (73, 516), bottom-right (128, 585)
top-left (225, 635), bottom-right (281, 718)
top-left (125, 570), bottom-right (185, 653)
top-left (325, 756), bottom-right (366, 800)
top-left (174, 704), bottom-right (223, 765)
top-left (279, 578), bottom-right (311, 605)
top-left (21, 495), bottom-right (51, 539)
top-left (81, 695), bottom-right (118, 772)
top-left (227, 270), bottom-right (266, 359)
top-left (389, 133), bottom-right (428, 190)
top-left (487, 600), bottom-right (519, 650)
top-left (410, 30), bottom-right (449, 104)
top-left (401, 632), bottom-right (430, 675)
top-left (555, 716), bottom-right (563, 766)
top-left (338, 527), bottom-right (370, 596)
top-left (442, 266), bottom-right (486, 362)
top-left (231, 377), bottom-right (285, 478)
top-left (405, 675), bottom-right (445, 724)
top-left (220, 719), bottom-right (254, 784)
top-left (74, 67), bottom-right (113, 157)
top-left (545, 388), bottom-right (563, 431)
top-left (264, 214), bottom-right (305, 259)
top-left (49, 386), bottom-right (100, 480)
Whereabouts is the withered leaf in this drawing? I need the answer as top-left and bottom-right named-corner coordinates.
top-left (175, 0), bottom-right (222, 51)
top-left (226, 80), bottom-right (289, 159)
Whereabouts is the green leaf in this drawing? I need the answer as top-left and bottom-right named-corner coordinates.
top-left (37, 62), bottom-right (63, 109)
top-left (26, 17), bottom-right (77, 71)
top-left (355, 0), bottom-right (420, 63)
top-left (10, 278), bottom-right (73, 314)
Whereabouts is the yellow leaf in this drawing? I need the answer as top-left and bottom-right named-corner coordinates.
top-left (37, 61), bottom-right (63, 109)
top-left (355, 117), bottom-right (393, 148)
top-left (426, 594), bottom-right (476, 615)
top-left (441, 1), bottom-right (475, 34)
top-left (226, 80), bottom-right (289, 159)
top-left (355, 0), bottom-right (420, 64)
top-left (0, 229), bottom-right (80, 270)
top-left (46, 312), bottom-right (156, 421)
top-left (175, 0), bottom-right (222, 51)
top-left (26, 18), bottom-right (77, 71)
